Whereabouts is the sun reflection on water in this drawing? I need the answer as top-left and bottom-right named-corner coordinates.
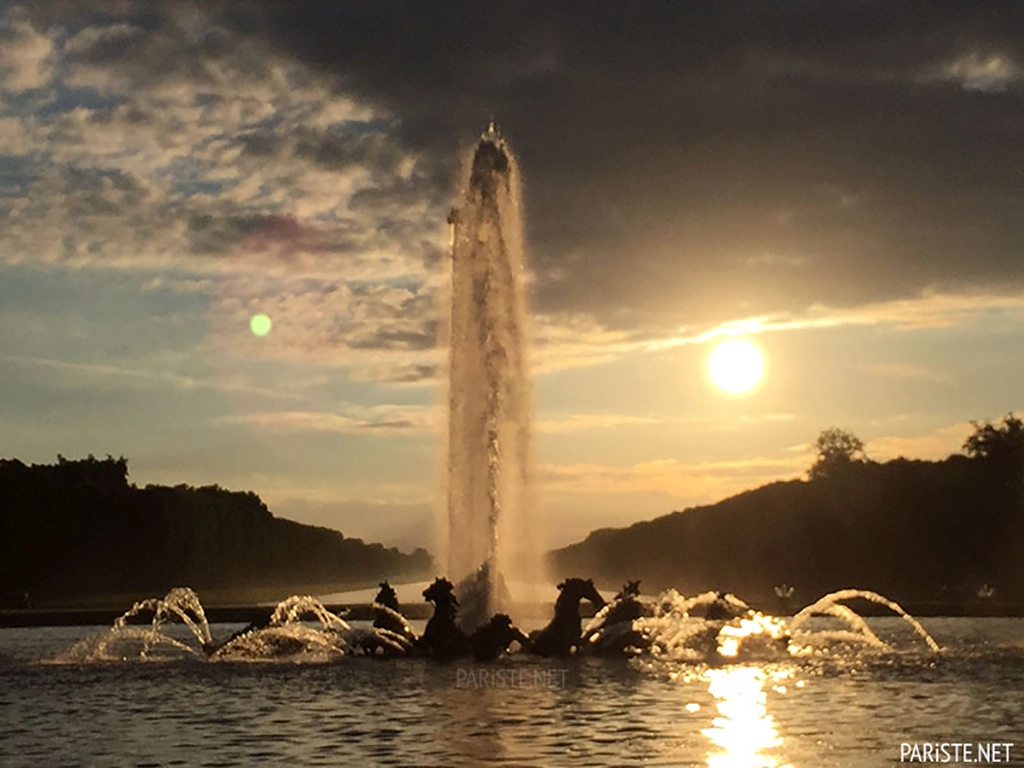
top-left (702, 666), bottom-right (791, 768)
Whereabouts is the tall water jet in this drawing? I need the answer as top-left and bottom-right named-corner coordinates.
top-left (444, 123), bottom-right (535, 627)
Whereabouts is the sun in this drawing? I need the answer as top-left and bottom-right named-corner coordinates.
top-left (706, 338), bottom-right (766, 395)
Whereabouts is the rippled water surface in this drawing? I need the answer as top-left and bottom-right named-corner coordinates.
top-left (2, 618), bottom-right (1023, 766)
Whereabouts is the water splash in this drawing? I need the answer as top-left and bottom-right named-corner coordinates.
top-left (215, 624), bottom-right (346, 661)
top-left (637, 590), bottom-right (790, 663)
top-left (114, 586), bottom-right (213, 646)
top-left (50, 585), bottom-right (941, 665)
top-left (207, 595), bottom-right (354, 661)
top-left (56, 587), bottom-right (212, 663)
top-left (444, 123), bottom-right (536, 623)
top-left (789, 589), bottom-right (941, 653)
top-left (268, 595), bottom-right (350, 631)
top-left (602, 587), bottom-right (939, 663)
top-left (51, 590), bottom-right (406, 664)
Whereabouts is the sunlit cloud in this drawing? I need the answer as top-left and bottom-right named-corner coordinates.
top-left (940, 52), bottom-right (1022, 92)
top-left (536, 414), bottom-right (671, 433)
top-left (219, 406), bottom-right (748, 437)
top-left (538, 454), bottom-right (811, 502)
top-left (647, 289), bottom-right (1024, 352)
top-left (865, 423), bottom-right (974, 462)
top-left (866, 414), bottom-right (1023, 462)
top-left (858, 362), bottom-right (954, 384)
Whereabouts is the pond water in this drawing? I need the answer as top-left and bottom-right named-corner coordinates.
top-left (1, 617), bottom-right (1022, 766)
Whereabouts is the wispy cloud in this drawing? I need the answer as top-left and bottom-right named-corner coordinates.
top-left (218, 406), bottom-right (437, 435)
top-left (865, 422), bottom-right (973, 462)
top-left (866, 414), bottom-right (1024, 462)
top-left (219, 406), bottom-right (775, 436)
top-left (937, 52), bottom-right (1023, 93)
top-left (539, 454), bottom-right (811, 502)
top-left (0, 354), bottom-right (307, 401)
top-left (646, 289), bottom-right (1024, 351)
top-left (536, 413), bottom-right (673, 434)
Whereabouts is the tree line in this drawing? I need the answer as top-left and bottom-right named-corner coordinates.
top-left (552, 414), bottom-right (1024, 604)
top-left (0, 455), bottom-right (433, 606)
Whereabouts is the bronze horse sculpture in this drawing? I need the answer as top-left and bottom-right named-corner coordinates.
top-left (529, 578), bottom-right (606, 657)
top-left (468, 614), bottom-right (531, 661)
top-left (418, 576), bottom-right (531, 661)
top-left (581, 580), bottom-right (654, 656)
top-left (418, 577), bottom-right (471, 660)
top-left (372, 581), bottom-right (418, 646)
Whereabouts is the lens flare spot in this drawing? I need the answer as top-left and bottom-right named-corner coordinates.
top-left (250, 313), bottom-right (273, 337)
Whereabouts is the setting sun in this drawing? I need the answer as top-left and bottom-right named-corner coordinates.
top-left (707, 338), bottom-right (766, 395)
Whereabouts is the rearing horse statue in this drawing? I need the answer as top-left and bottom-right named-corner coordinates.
top-left (418, 577), bottom-right (470, 661)
top-left (529, 577), bottom-right (606, 657)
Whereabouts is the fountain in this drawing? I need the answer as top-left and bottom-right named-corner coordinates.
top-left (12, 124), bottom-right (1017, 768)
top-left (443, 122), bottom-right (537, 629)
top-left (45, 126), bottom-right (945, 667)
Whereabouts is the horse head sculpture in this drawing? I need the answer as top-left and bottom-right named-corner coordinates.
top-left (529, 577), bottom-right (606, 658)
top-left (418, 577), bottom-right (468, 661)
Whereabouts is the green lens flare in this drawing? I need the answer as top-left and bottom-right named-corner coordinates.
top-left (250, 313), bottom-right (273, 337)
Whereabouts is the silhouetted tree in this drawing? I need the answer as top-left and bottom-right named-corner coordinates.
top-left (964, 413), bottom-right (1024, 517)
top-left (964, 414), bottom-right (1024, 468)
top-left (809, 427), bottom-right (866, 480)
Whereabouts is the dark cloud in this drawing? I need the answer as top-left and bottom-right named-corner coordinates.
top-left (212, 1), bottom-right (1024, 330)
top-left (347, 323), bottom-right (438, 352)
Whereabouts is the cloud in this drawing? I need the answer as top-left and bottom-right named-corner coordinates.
top-left (219, 406), bottom-right (437, 435)
top-left (866, 413), bottom-right (1024, 462)
top-left (219, 405), bottom-right (765, 437)
top-left (538, 454), bottom-right (811, 503)
top-left (0, 5), bottom-right (442, 286)
top-left (4, 2), bottom-right (1024, 386)
top-left (865, 422), bottom-right (975, 462)
top-left (0, 353), bottom-right (307, 401)
top-left (646, 288), bottom-right (1024, 352)
top-left (535, 411), bottom-right (795, 434)
top-left (939, 52), bottom-right (1022, 92)
top-left (0, 13), bottom-right (54, 91)
top-left (205, 1), bottom-right (1024, 335)
top-left (536, 414), bottom-right (669, 434)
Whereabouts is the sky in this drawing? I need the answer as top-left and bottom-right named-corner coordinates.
top-left (2, 1), bottom-right (1023, 552)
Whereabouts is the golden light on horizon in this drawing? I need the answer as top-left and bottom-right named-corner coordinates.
top-left (707, 338), bottom-right (766, 395)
